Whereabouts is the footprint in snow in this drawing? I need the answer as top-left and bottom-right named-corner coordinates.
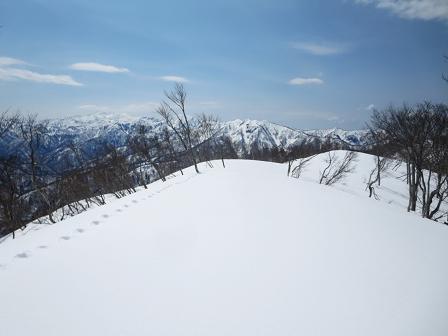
top-left (60, 236), bottom-right (71, 241)
top-left (102, 214), bottom-right (109, 218)
top-left (91, 220), bottom-right (100, 225)
top-left (116, 209), bottom-right (123, 213)
top-left (76, 228), bottom-right (85, 233)
top-left (16, 252), bottom-right (29, 259)
top-left (38, 245), bottom-right (48, 249)
top-left (124, 204), bottom-right (129, 208)
top-left (132, 200), bottom-right (138, 204)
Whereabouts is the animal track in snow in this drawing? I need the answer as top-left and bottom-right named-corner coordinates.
top-left (38, 245), bottom-right (48, 249)
top-left (76, 228), bottom-right (85, 233)
top-left (116, 209), bottom-right (123, 212)
top-left (91, 220), bottom-right (100, 225)
top-left (102, 214), bottom-right (109, 218)
top-left (16, 252), bottom-right (29, 258)
top-left (60, 236), bottom-right (71, 240)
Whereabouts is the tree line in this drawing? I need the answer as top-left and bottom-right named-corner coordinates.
top-left (287, 101), bottom-right (448, 223)
top-left (369, 102), bottom-right (448, 221)
top-left (0, 84), bottom-right (236, 238)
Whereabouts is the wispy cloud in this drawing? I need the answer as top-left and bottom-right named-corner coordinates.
top-left (69, 62), bottom-right (129, 73)
top-left (0, 56), bottom-right (83, 86)
top-left (159, 75), bottom-right (190, 83)
top-left (78, 101), bottom-right (158, 114)
top-left (288, 77), bottom-right (324, 86)
top-left (0, 57), bottom-right (28, 67)
top-left (354, 0), bottom-right (448, 21)
top-left (291, 42), bottom-right (349, 55)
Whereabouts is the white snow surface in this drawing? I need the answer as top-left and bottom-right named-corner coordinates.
top-left (1, 152), bottom-right (448, 336)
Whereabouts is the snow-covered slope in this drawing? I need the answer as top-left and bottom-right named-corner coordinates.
top-left (1, 152), bottom-right (447, 336)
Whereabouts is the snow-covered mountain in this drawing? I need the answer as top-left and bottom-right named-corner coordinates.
top-left (43, 113), bottom-right (370, 157)
top-left (219, 119), bottom-right (368, 155)
top-left (0, 112), bottom-right (370, 178)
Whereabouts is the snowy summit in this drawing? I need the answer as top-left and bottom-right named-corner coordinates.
top-left (1, 152), bottom-right (447, 336)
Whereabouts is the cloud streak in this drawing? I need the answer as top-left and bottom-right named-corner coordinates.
top-left (0, 56), bottom-right (82, 86)
top-left (159, 75), bottom-right (189, 83)
top-left (0, 57), bottom-right (28, 67)
top-left (291, 42), bottom-right (349, 55)
top-left (354, 0), bottom-right (448, 21)
top-left (288, 77), bottom-right (324, 86)
top-left (70, 62), bottom-right (129, 73)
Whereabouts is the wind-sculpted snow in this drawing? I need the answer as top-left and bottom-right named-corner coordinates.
top-left (1, 155), bottom-right (447, 336)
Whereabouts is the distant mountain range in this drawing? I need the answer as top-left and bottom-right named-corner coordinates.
top-left (0, 112), bottom-right (370, 172)
top-left (44, 112), bottom-right (370, 156)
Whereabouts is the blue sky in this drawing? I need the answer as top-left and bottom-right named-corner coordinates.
top-left (0, 0), bottom-right (447, 129)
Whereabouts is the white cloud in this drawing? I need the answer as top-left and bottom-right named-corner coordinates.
top-left (0, 58), bottom-right (83, 86)
top-left (0, 57), bottom-right (28, 67)
top-left (70, 62), bottom-right (129, 73)
top-left (288, 77), bottom-right (324, 85)
top-left (0, 68), bottom-right (83, 86)
top-left (354, 0), bottom-right (448, 21)
top-left (159, 75), bottom-right (189, 83)
top-left (291, 42), bottom-right (349, 55)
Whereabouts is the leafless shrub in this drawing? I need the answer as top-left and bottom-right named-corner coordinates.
top-left (319, 151), bottom-right (358, 186)
top-left (365, 156), bottom-right (390, 199)
top-left (289, 155), bottom-right (316, 179)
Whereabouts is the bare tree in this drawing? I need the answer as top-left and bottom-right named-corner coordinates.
top-left (0, 110), bottom-right (19, 137)
top-left (156, 83), bottom-right (199, 173)
top-left (369, 102), bottom-right (448, 220)
top-left (369, 104), bottom-right (422, 212)
top-left (319, 151), bottom-right (358, 186)
top-left (161, 126), bottom-right (184, 175)
top-left (417, 104), bottom-right (448, 220)
top-left (128, 123), bottom-right (166, 182)
top-left (289, 155), bottom-right (316, 179)
top-left (366, 156), bottom-right (389, 199)
top-left (196, 113), bottom-right (223, 167)
top-left (0, 155), bottom-right (29, 238)
top-left (17, 115), bottom-right (59, 222)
